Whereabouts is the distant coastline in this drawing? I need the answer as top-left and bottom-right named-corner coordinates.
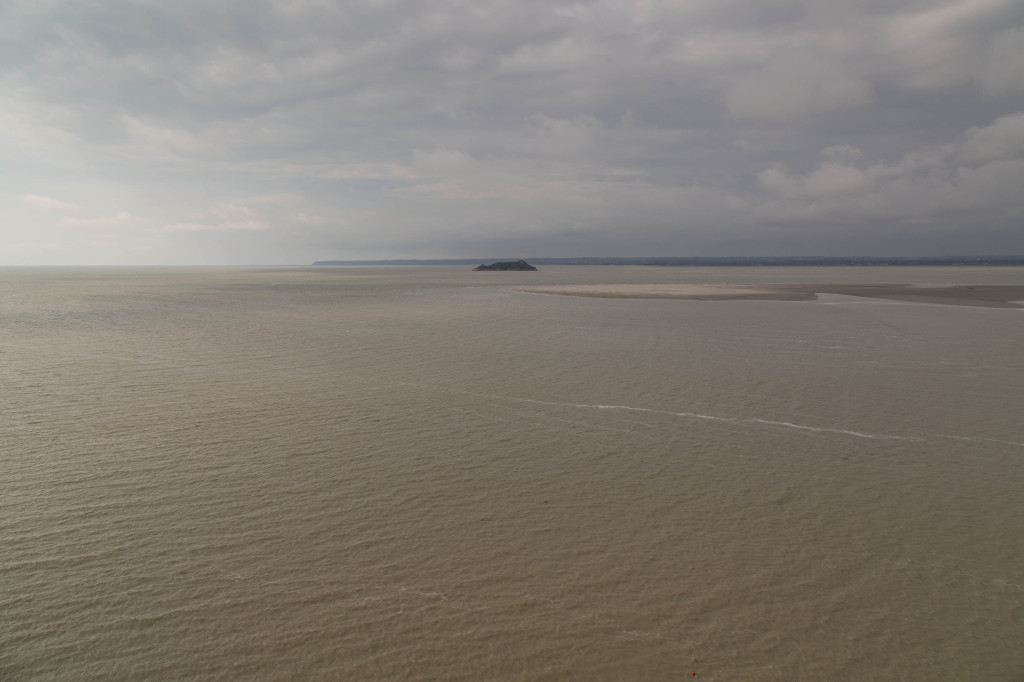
top-left (516, 283), bottom-right (1024, 308)
top-left (313, 256), bottom-right (1024, 267)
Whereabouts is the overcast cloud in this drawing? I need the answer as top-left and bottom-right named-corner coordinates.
top-left (2, 0), bottom-right (1023, 264)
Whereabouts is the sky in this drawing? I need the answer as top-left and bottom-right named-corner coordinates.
top-left (2, 0), bottom-right (1024, 265)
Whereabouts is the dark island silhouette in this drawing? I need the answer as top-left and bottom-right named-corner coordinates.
top-left (473, 259), bottom-right (538, 271)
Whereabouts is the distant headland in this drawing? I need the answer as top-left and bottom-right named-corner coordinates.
top-left (473, 259), bottom-right (538, 271)
top-left (313, 256), bottom-right (1024, 266)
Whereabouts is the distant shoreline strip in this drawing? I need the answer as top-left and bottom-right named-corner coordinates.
top-left (313, 256), bottom-right (1024, 266)
top-left (516, 284), bottom-right (1024, 308)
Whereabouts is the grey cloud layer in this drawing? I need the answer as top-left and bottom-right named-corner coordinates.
top-left (2, 0), bottom-right (1023, 263)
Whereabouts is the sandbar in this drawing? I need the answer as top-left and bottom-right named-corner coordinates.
top-left (517, 284), bottom-right (1024, 308)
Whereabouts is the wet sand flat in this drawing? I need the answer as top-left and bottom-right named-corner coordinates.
top-left (518, 283), bottom-right (1024, 308)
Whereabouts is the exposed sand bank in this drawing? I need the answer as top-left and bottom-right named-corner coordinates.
top-left (517, 284), bottom-right (1024, 308)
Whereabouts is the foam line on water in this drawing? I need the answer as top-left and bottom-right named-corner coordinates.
top-left (429, 382), bottom-right (1022, 446)
top-left (592, 403), bottom-right (909, 440)
top-left (457, 390), bottom-right (913, 441)
top-left (937, 434), bottom-right (1024, 448)
top-left (745, 418), bottom-right (912, 440)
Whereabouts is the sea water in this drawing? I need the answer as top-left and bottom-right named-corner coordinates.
top-left (2, 266), bottom-right (1022, 680)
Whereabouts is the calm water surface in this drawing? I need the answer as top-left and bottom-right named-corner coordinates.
top-left (2, 266), bottom-right (1023, 680)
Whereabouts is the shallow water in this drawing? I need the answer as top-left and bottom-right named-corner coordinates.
top-left (2, 266), bottom-right (1023, 680)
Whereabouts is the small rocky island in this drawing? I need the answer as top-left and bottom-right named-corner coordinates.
top-left (473, 259), bottom-right (538, 271)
